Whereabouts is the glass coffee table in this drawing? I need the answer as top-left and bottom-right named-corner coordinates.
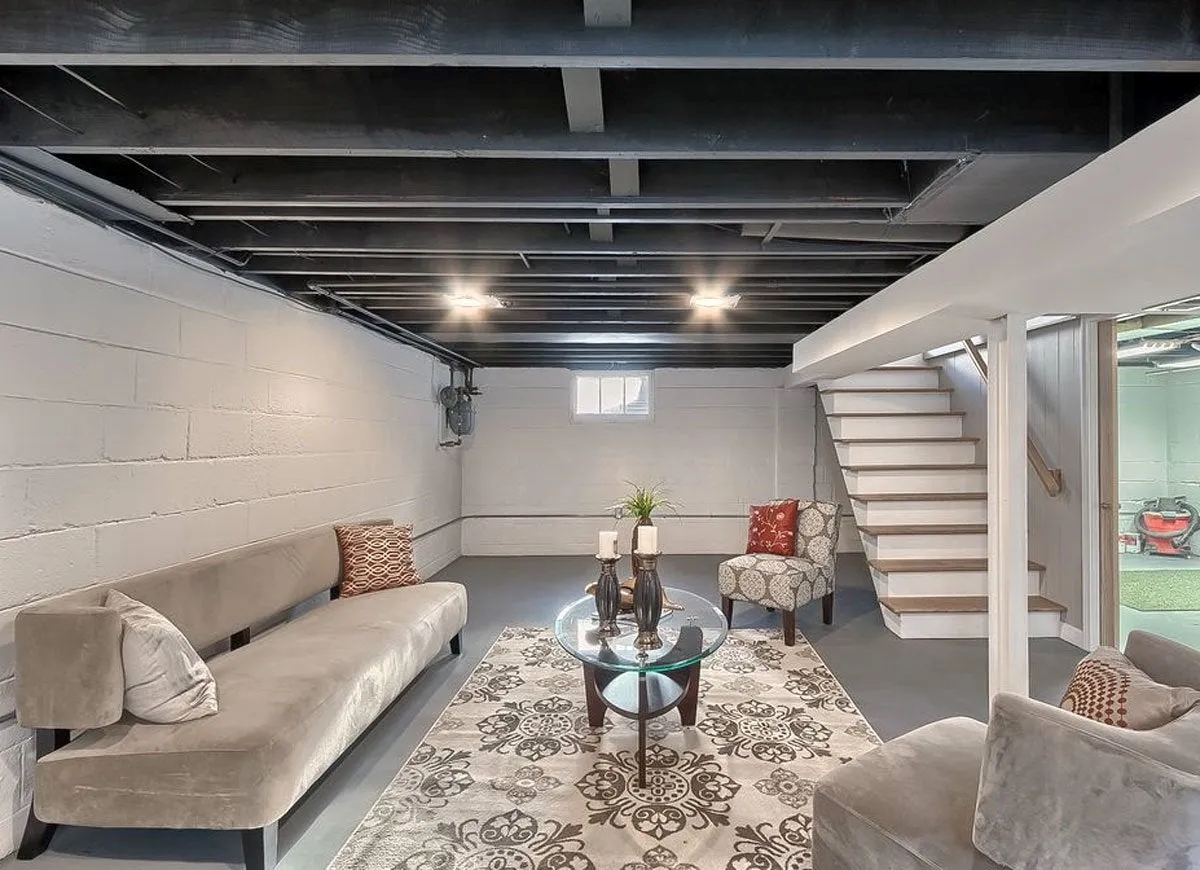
top-left (554, 587), bottom-right (728, 786)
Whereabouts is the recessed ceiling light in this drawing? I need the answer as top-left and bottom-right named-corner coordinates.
top-left (444, 292), bottom-right (504, 310)
top-left (690, 293), bottom-right (740, 310)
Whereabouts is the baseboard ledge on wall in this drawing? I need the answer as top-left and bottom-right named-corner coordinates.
top-left (1058, 621), bottom-right (1090, 651)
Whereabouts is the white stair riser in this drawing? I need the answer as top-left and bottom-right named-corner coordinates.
top-left (882, 608), bottom-right (1062, 639)
top-left (835, 440), bottom-right (977, 466)
top-left (864, 533), bottom-right (988, 560)
top-left (822, 391), bottom-right (952, 414)
top-left (853, 499), bottom-right (988, 526)
top-left (829, 415), bottom-right (963, 440)
top-left (844, 467), bottom-right (987, 494)
top-left (819, 369), bottom-right (941, 391)
top-left (871, 568), bottom-right (1040, 598)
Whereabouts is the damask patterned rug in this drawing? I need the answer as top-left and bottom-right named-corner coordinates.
top-left (330, 627), bottom-right (880, 870)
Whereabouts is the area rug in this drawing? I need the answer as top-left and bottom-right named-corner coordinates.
top-left (1121, 569), bottom-right (1200, 611)
top-left (330, 627), bottom-right (880, 870)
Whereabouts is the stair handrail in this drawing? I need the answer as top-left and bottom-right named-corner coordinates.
top-left (961, 338), bottom-right (1064, 497)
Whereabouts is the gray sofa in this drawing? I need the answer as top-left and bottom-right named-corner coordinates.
top-left (814, 630), bottom-right (1200, 870)
top-left (14, 524), bottom-right (468, 870)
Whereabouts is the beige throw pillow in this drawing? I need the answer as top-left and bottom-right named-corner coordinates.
top-left (105, 590), bottom-right (218, 723)
top-left (1060, 645), bottom-right (1200, 730)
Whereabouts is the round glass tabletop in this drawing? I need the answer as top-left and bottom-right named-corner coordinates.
top-left (554, 587), bottom-right (728, 674)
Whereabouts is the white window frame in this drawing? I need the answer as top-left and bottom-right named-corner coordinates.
top-left (570, 371), bottom-right (653, 422)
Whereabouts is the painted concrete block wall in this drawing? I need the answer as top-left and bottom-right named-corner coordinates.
top-left (461, 367), bottom-right (856, 556)
top-left (939, 320), bottom-right (1087, 631)
top-left (0, 185), bottom-right (462, 854)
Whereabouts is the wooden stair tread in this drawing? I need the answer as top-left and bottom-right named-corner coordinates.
top-left (826, 411), bottom-right (966, 418)
top-left (851, 492), bottom-right (986, 502)
top-left (879, 595), bottom-right (1066, 615)
top-left (870, 558), bottom-right (1046, 573)
top-left (834, 437), bottom-right (978, 444)
top-left (844, 463), bottom-right (986, 471)
top-left (820, 388), bottom-right (953, 394)
top-left (859, 524), bottom-right (987, 535)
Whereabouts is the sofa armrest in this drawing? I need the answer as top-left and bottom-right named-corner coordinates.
top-left (973, 692), bottom-right (1200, 870)
top-left (1126, 629), bottom-right (1200, 691)
top-left (16, 606), bottom-right (125, 730)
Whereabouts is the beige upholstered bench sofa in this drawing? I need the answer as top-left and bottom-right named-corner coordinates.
top-left (13, 523), bottom-right (468, 870)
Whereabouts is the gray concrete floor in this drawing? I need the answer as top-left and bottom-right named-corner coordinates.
top-left (5, 554), bottom-right (1084, 870)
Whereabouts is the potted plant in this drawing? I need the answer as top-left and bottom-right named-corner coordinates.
top-left (609, 482), bottom-right (678, 571)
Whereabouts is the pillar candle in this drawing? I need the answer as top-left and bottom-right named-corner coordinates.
top-left (635, 525), bottom-right (659, 554)
top-left (598, 530), bottom-right (619, 559)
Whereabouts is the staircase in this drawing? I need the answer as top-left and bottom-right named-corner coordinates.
top-left (819, 364), bottom-right (1066, 639)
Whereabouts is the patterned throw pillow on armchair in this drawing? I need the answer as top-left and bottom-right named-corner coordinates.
top-left (745, 499), bottom-right (800, 556)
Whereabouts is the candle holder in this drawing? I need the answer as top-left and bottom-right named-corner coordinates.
top-left (593, 555), bottom-right (622, 637)
top-left (633, 552), bottom-right (664, 650)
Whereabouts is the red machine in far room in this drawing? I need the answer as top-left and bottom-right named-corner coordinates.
top-left (1135, 496), bottom-right (1200, 557)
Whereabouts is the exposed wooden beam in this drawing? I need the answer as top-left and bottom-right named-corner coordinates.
top-left (133, 157), bottom-right (915, 210)
top-left (247, 256), bottom-right (914, 278)
top-left (180, 206), bottom-right (896, 223)
top-left (193, 222), bottom-right (947, 256)
top-left (1, 0), bottom-right (1196, 70)
top-left (0, 68), bottom-right (1117, 159)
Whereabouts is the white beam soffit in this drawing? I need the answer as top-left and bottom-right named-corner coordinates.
top-left (792, 95), bottom-right (1200, 383)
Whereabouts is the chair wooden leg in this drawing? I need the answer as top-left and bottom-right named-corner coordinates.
top-left (450, 631), bottom-right (462, 655)
top-left (781, 610), bottom-right (797, 646)
top-left (242, 822), bottom-right (278, 870)
top-left (822, 592), bottom-right (834, 625)
top-left (720, 596), bottom-right (734, 628)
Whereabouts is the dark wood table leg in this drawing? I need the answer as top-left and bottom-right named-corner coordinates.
top-left (582, 664), bottom-right (607, 728)
top-left (637, 671), bottom-right (648, 788)
top-left (676, 662), bottom-right (701, 726)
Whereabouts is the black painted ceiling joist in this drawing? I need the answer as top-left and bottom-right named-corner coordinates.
top-left (1, 0), bottom-right (1197, 70)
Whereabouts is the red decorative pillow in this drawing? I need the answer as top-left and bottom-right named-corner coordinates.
top-left (746, 500), bottom-right (799, 556)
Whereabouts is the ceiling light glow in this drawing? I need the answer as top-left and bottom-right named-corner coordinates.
top-left (444, 292), bottom-right (504, 310)
top-left (690, 293), bottom-right (740, 310)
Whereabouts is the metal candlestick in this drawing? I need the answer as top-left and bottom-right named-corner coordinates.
top-left (593, 555), bottom-right (622, 637)
top-left (633, 552), bottom-right (664, 650)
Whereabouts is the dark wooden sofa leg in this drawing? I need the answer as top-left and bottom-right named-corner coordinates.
top-left (242, 822), bottom-right (278, 870)
top-left (720, 596), bottom-right (734, 628)
top-left (781, 610), bottom-right (797, 646)
top-left (822, 592), bottom-right (834, 625)
top-left (17, 728), bottom-right (71, 860)
top-left (450, 632), bottom-right (462, 655)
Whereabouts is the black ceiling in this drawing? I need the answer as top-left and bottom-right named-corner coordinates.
top-left (0, 1), bottom-right (1199, 369)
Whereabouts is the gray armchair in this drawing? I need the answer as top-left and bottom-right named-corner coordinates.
top-left (814, 630), bottom-right (1200, 870)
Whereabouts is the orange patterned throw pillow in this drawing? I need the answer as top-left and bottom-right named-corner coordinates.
top-left (746, 500), bottom-right (800, 556)
top-left (1060, 646), bottom-right (1200, 730)
top-left (334, 523), bottom-right (421, 598)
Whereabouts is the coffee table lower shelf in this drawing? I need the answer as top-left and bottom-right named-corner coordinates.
top-left (581, 661), bottom-right (700, 788)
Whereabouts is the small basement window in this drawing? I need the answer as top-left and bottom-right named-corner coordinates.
top-left (572, 373), bottom-right (652, 419)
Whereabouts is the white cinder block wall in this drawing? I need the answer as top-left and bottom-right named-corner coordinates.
top-left (462, 367), bottom-right (856, 555)
top-left (0, 186), bottom-right (462, 853)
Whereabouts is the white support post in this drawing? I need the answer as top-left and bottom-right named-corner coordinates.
top-left (987, 314), bottom-right (1030, 700)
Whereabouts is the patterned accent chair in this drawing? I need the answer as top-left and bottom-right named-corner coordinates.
top-left (718, 500), bottom-right (841, 646)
